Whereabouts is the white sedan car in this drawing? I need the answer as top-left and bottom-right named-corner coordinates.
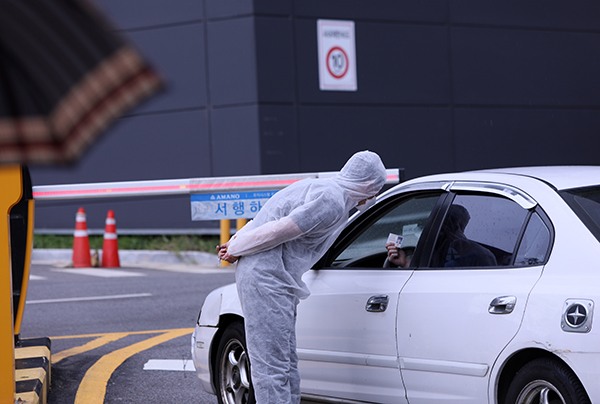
top-left (192, 166), bottom-right (600, 404)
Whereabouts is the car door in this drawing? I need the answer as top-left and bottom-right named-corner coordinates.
top-left (397, 183), bottom-right (553, 403)
top-left (296, 190), bottom-right (444, 404)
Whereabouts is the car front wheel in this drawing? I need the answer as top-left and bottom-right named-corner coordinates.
top-left (504, 357), bottom-right (590, 404)
top-left (214, 321), bottom-right (255, 404)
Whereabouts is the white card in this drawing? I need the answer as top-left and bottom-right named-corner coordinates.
top-left (387, 233), bottom-right (404, 247)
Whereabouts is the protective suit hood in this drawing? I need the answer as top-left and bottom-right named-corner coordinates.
top-left (229, 150), bottom-right (388, 299)
top-left (332, 150), bottom-right (387, 208)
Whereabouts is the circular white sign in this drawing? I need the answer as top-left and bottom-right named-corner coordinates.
top-left (326, 46), bottom-right (349, 79)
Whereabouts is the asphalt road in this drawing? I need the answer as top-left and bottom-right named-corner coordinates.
top-left (20, 261), bottom-right (237, 404)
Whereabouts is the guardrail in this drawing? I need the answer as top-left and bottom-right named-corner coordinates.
top-left (31, 169), bottom-right (401, 200)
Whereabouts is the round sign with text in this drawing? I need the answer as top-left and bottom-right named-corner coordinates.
top-left (326, 46), bottom-right (349, 79)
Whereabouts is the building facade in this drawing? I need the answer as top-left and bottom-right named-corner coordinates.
top-left (30, 1), bottom-right (600, 234)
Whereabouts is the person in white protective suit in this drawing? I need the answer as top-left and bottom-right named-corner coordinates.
top-left (217, 150), bottom-right (387, 404)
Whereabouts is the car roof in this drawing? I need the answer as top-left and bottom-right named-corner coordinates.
top-left (472, 166), bottom-right (600, 191)
top-left (406, 166), bottom-right (600, 192)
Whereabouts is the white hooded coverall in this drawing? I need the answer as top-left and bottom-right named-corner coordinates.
top-left (226, 151), bottom-right (387, 404)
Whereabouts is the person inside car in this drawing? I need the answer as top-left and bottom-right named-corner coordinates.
top-left (432, 204), bottom-right (497, 267)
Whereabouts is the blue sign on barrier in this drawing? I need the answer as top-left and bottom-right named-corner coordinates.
top-left (190, 191), bottom-right (278, 220)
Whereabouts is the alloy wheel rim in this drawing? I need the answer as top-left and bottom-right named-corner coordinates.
top-left (516, 380), bottom-right (566, 404)
top-left (220, 339), bottom-right (251, 404)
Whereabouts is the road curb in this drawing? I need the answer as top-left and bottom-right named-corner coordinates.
top-left (32, 249), bottom-right (217, 266)
top-left (15, 337), bottom-right (51, 404)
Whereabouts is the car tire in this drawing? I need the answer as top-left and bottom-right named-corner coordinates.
top-left (214, 321), bottom-right (256, 404)
top-left (504, 357), bottom-right (590, 404)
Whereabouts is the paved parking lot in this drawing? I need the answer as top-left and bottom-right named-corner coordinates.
top-left (21, 260), bottom-right (236, 403)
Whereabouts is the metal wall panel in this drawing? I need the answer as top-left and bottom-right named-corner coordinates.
top-left (207, 17), bottom-right (257, 106)
top-left (259, 105), bottom-right (299, 174)
top-left (28, 1), bottom-right (600, 234)
top-left (31, 110), bottom-right (210, 184)
top-left (255, 17), bottom-right (295, 103)
top-left (211, 105), bottom-right (261, 176)
top-left (294, 1), bottom-right (447, 22)
top-left (206, 0), bottom-right (291, 19)
top-left (125, 24), bottom-right (208, 113)
top-left (298, 106), bottom-right (453, 179)
top-left (449, 1), bottom-right (600, 30)
top-left (94, 0), bottom-right (204, 30)
top-left (451, 27), bottom-right (600, 106)
top-left (454, 109), bottom-right (600, 171)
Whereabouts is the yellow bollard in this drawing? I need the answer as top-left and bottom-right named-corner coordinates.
top-left (219, 220), bottom-right (230, 267)
top-left (236, 219), bottom-right (247, 232)
top-left (0, 165), bottom-right (23, 403)
top-left (219, 219), bottom-right (247, 267)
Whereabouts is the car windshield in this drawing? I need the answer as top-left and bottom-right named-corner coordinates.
top-left (561, 185), bottom-right (600, 243)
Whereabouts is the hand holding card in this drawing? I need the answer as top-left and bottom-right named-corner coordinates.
top-left (387, 233), bottom-right (404, 247)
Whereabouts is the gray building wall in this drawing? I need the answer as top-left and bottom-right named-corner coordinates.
top-left (30, 1), bottom-right (600, 234)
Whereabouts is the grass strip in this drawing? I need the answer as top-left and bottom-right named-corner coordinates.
top-left (33, 234), bottom-right (220, 253)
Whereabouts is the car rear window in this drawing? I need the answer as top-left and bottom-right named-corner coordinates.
top-left (561, 186), bottom-right (600, 243)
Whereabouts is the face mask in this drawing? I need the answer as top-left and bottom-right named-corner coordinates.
top-left (356, 196), bottom-right (376, 212)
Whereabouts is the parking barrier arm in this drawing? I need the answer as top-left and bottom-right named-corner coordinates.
top-left (31, 169), bottom-right (401, 200)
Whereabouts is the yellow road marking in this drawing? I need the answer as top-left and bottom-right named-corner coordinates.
top-left (73, 328), bottom-right (193, 404)
top-left (52, 333), bottom-right (129, 364)
top-left (50, 328), bottom-right (190, 340)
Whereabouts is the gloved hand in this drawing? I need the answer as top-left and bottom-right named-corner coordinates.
top-left (217, 241), bottom-right (239, 263)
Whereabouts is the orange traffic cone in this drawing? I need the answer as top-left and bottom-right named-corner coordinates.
top-left (72, 207), bottom-right (91, 268)
top-left (101, 210), bottom-right (120, 268)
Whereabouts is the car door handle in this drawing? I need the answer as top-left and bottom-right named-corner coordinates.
top-left (489, 296), bottom-right (517, 314)
top-left (366, 295), bottom-right (389, 312)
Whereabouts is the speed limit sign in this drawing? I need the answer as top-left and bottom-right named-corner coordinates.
top-left (327, 46), bottom-right (349, 78)
top-left (317, 20), bottom-right (357, 91)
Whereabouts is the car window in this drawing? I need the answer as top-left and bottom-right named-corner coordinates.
top-left (514, 212), bottom-right (551, 266)
top-left (331, 194), bottom-right (440, 268)
top-left (561, 185), bottom-right (600, 243)
top-left (430, 194), bottom-right (528, 268)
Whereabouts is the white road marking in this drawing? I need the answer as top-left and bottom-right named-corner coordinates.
top-left (126, 262), bottom-right (235, 274)
top-left (29, 275), bottom-right (46, 280)
top-left (27, 293), bottom-right (152, 305)
top-left (53, 268), bottom-right (146, 277)
top-left (143, 359), bottom-right (195, 372)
